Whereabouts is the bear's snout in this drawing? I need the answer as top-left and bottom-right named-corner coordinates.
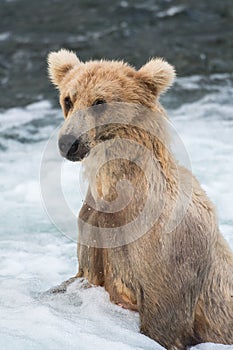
top-left (58, 134), bottom-right (89, 161)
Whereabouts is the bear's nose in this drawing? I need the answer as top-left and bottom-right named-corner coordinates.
top-left (58, 134), bottom-right (79, 157)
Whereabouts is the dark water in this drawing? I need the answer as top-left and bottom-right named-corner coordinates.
top-left (0, 0), bottom-right (232, 109)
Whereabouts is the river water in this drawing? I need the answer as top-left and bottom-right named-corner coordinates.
top-left (0, 0), bottom-right (233, 349)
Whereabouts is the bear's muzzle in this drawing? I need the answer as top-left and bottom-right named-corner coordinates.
top-left (58, 134), bottom-right (90, 161)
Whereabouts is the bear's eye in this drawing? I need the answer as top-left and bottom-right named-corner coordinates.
top-left (92, 99), bottom-right (106, 106)
top-left (64, 96), bottom-right (73, 113)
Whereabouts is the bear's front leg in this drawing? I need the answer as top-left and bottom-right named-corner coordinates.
top-left (77, 243), bottom-right (105, 286)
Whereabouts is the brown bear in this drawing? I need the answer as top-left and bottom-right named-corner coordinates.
top-left (47, 49), bottom-right (233, 350)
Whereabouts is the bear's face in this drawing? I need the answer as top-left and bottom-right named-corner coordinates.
top-left (48, 49), bottom-right (175, 161)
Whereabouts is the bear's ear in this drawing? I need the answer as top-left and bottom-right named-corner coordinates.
top-left (137, 58), bottom-right (176, 97)
top-left (47, 49), bottom-right (80, 87)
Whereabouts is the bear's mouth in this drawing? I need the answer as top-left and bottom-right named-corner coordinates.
top-left (66, 149), bottom-right (90, 162)
top-left (66, 143), bottom-right (90, 162)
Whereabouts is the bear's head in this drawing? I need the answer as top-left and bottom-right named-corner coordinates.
top-left (48, 49), bottom-right (175, 161)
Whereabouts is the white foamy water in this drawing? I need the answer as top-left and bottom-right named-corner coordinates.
top-left (0, 77), bottom-right (233, 350)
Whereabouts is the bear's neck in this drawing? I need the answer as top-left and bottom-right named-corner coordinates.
top-left (84, 130), bottom-right (177, 211)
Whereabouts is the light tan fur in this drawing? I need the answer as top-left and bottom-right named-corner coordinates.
top-left (48, 49), bottom-right (233, 350)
